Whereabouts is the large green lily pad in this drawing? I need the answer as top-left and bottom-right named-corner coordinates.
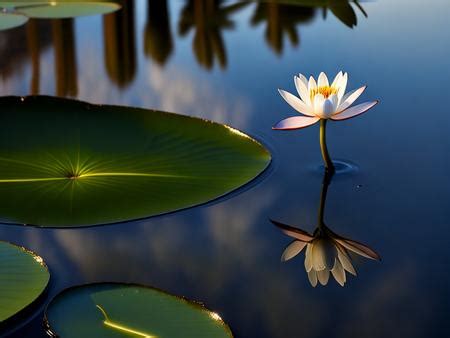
top-left (0, 241), bottom-right (50, 324)
top-left (45, 283), bottom-right (233, 338)
top-left (0, 96), bottom-right (270, 227)
top-left (0, 1), bottom-right (120, 19)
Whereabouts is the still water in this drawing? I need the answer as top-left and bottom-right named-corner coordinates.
top-left (1, 0), bottom-right (450, 337)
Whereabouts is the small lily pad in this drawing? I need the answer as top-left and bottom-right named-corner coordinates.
top-left (0, 12), bottom-right (28, 31)
top-left (45, 283), bottom-right (233, 338)
top-left (0, 1), bottom-right (121, 19)
top-left (0, 96), bottom-right (270, 227)
top-left (0, 241), bottom-right (50, 324)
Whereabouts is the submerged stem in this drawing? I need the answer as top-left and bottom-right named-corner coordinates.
top-left (319, 119), bottom-right (335, 174)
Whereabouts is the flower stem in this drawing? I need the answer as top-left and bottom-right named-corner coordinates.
top-left (319, 119), bottom-right (335, 174)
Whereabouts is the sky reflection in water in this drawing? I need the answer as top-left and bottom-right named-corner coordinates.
top-left (1, 0), bottom-right (450, 337)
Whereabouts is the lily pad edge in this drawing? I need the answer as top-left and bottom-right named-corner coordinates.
top-left (43, 281), bottom-right (234, 338)
top-left (0, 240), bottom-right (50, 334)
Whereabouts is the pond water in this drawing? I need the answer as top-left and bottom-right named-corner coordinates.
top-left (1, 0), bottom-right (450, 337)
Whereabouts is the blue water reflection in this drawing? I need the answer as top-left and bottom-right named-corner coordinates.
top-left (1, 0), bottom-right (450, 337)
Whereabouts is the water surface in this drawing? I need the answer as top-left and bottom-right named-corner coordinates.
top-left (1, 0), bottom-right (450, 337)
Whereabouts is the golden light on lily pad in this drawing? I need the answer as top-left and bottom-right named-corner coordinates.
top-left (44, 283), bottom-right (234, 338)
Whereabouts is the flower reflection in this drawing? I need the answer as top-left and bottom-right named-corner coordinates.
top-left (273, 220), bottom-right (380, 286)
top-left (273, 171), bottom-right (380, 287)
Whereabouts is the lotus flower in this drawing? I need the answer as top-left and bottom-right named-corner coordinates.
top-left (272, 220), bottom-right (380, 287)
top-left (273, 71), bottom-right (378, 130)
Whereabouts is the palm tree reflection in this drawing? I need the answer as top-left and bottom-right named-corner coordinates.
top-left (103, 0), bottom-right (136, 88)
top-left (251, 1), bottom-right (314, 55)
top-left (26, 20), bottom-right (41, 95)
top-left (272, 171), bottom-right (380, 287)
top-left (144, 0), bottom-right (173, 66)
top-left (178, 0), bottom-right (249, 70)
top-left (52, 19), bottom-right (78, 97)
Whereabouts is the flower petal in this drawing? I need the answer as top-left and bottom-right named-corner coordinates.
top-left (271, 220), bottom-right (315, 242)
top-left (336, 238), bottom-right (381, 260)
top-left (308, 75), bottom-right (317, 92)
top-left (329, 93), bottom-right (339, 111)
top-left (307, 269), bottom-right (318, 287)
top-left (337, 72), bottom-right (348, 102)
top-left (331, 258), bottom-right (346, 286)
top-left (336, 244), bottom-right (356, 276)
top-left (322, 98), bottom-right (335, 119)
top-left (278, 89), bottom-right (314, 116)
top-left (312, 239), bottom-right (336, 271)
top-left (281, 240), bottom-right (307, 262)
top-left (331, 101), bottom-right (378, 121)
top-left (305, 244), bottom-right (313, 272)
top-left (337, 86), bottom-right (366, 112)
top-left (317, 269), bottom-right (330, 286)
top-left (272, 116), bottom-right (320, 130)
top-left (295, 75), bottom-right (311, 105)
top-left (313, 94), bottom-right (325, 118)
top-left (318, 72), bottom-right (329, 87)
top-left (331, 71), bottom-right (343, 88)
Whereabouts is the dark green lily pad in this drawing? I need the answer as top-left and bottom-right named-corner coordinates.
top-left (0, 1), bottom-right (120, 19)
top-left (45, 283), bottom-right (233, 338)
top-left (0, 241), bottom-right (50, 324)
top-left (0, 12), bottom-right (29, 31)
top-left (0, 96), bottom-right (270, 227)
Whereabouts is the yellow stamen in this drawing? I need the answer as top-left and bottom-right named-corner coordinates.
top-left (310, 86), bottom-right (338, 100)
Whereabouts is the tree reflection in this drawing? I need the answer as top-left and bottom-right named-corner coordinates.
top-left (52, 19), bottom-right (78, 97)
top-left (144, 0), bottom-right (173, 66)
top-left (251, 1), bottom-right (314, 55)
top-left (179, 0), bottom-right (249, 70)
top-left (319, 0), bottom-right (368, 28)
top-left (272, 171), bottom-right (380, 287)
top-left (26, 20), bottom-right (40, 95)
top-left (274, 0), bottom-right (368, 28)
top-left (103, 0), bottom-right (136, 88)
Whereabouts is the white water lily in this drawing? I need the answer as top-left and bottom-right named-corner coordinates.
top-left (272, 220), bottom-right (380, 287)
top-left (273, 71), bottom-right (378, 130)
